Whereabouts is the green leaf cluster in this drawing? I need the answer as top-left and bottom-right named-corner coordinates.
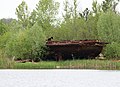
top-left (5, 23), bottom-right (46, 60)
top-left (97, 11), bottom-right (120, 58)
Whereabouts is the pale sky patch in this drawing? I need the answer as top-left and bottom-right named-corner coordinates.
top-left (0, 0), bottom-right (120, 19)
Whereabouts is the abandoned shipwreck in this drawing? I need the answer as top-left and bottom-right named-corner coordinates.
top-left (46, 39), bottom-right (108, 61)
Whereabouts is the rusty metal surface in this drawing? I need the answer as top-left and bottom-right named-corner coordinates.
top-left (46, 40), bottom-right (108, 60)
top-left (46, 40), bottom-right (107, 46)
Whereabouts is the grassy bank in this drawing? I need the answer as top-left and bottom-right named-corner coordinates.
top-left (13, 59), bottom-right (120, 70)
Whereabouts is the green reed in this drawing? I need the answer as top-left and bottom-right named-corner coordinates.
top-left (13, 59), bottom-right (120, 70)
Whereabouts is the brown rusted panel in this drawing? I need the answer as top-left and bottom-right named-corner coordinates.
top-left (46, 40), bottom-right (108, 60)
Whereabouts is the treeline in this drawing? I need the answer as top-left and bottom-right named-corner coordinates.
top-left (0, 0), bottom-right (120, 61)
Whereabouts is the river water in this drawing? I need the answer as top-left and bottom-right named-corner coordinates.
top-left (0, 70), bottom-right (120, 87)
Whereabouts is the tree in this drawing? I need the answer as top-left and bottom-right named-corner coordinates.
top-left (92, 0), bottom-right (101, 15)
top-left (101, 0), bottom-right (120, 12)
top-left (63, 0), bottom-right (72, 21)
top-left (58, 0), bottom-right (97, 40)
top-left (5, 23), bottom-right (46, 60)
top-left (80, 8), bottom-right (90, 21)
top-left (97, 11), bottom-right (120, 58)
top-left (29, 10), bottom-right (37, 27)
top-left (97, 11), bottom-right (120, 42)
top-left (16, 1), bottom-right (30, 29)
top-left (1, 18), bottom-right (15, 24)
top-left (35, 0), bottom-right (59, 31)
top-left (73, 0), bottom-right (78, 19)
top-left (0, 20), bottom-right (8, 35)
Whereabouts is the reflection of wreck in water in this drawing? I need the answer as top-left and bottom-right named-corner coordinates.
top-left (46, 40), bottom-right (108, 61)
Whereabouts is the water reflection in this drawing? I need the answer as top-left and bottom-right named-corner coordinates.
top-left (0, 70), bottom-right (120, 87)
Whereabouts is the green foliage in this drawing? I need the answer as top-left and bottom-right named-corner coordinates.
top-left (101, 0), bottom-right (119, 12)
top-left (0, 20), bottom-right (8, 35)
top-left (8, 19), bottom-right (23, 32)
top-left (49, 12), bottom-right (99, 40)
top-left (57, 0), bottom-right (99, 41)
top-left (92, 0), bottom-right (101, 14)
top-left (36, 0), bottom-right (59, 31)
top-left (0, 32), bottom-right (13, 49)
top-left (97, 11), bottom-right (120, 42)
top-left (104, 42), bottom-right (120, 58)
top-left (63, 0), bottom-right (72, 21)
top-left (14, 60), bottom-right (120, 70)
top-left (73, 0), bottom-right (78, 18)
top-left (97, 11), bottom-right (120, 58)
top-left (63, 0), bottom-right (78, 20)
top-left (16, 1), bottom-right (30, 29)
top-left (0, 49), bottom-right (14, 69)
top-left (29, 10), bottom-right (37, 27)
top-left (5, 23), bottom-right (46, 60)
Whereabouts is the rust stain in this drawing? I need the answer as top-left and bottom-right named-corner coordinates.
top-left (46, 39), bottom-right (108, 61)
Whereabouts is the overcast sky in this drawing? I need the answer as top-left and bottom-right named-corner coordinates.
top-left (0, 0), bottom-right (120, 19)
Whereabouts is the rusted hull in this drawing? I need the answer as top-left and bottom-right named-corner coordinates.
top-left (46, 40), bottom-right (108, 60)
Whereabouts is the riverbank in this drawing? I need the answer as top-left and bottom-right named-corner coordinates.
top-left (13, 59), bottom-right (120, 70)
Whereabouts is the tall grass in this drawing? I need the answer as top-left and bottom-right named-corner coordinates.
top-left (14, 59), bottom-right (120, 70)
top-left (0, 50), bottom-right (14, 69)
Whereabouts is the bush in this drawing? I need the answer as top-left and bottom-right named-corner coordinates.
top-left (47, 18), bottom-right (98, 41)
top-left (0, 20), bottom-right (8, 35)
top-left (5, 23), bottom-right (46, 60)
top-left (104, 42), bottom-right (120, 59)
top-left (0, 32), bottom-right (12, 49)
top-left (97, 11), bottom-right (120, 42)
top-left (97, 11), bottom-right (120, 58)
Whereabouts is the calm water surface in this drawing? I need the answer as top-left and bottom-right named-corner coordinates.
top-left (0, 70), bottom-right (120, 87)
